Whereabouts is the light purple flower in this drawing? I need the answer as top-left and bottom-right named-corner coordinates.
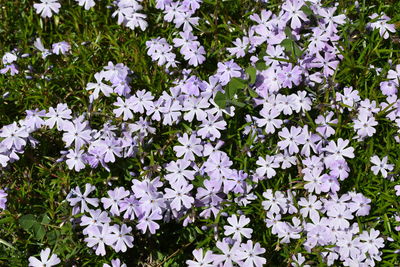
top-left (0, 189), bottom-right (7, 210)
top-left (75, 0), bottom-right (96, 10)
top-left (52, 41), bottom-right (70, 55)
top-left (256, 155), bottom-right (279, 179)
top-left (106, 224), bottom-right (134, 253)
top-left (223, 214), bottom-right (253, 242)
top-left (66, 183), bottom-right (98, 214)
top-left (186, 248), bottom-right (215, 267)
top-left (235, 240), bottom-right (266, 267)
top-left (164, 182), bottom-right (194, 211)
top-left (216, 60), bottom-right (242, 86)
top-left (173, 133), bottom-right (203, 161)
top-left (34, 0), bottom-right (61, 18)
top-left (370, 155), bottom-right (394, 178)
top-left (28, 248), bottom-right (60, 266)
top-left (101, 187), bottom-right (130, 216)
top-left (136, 210), bottom-right (162, 234)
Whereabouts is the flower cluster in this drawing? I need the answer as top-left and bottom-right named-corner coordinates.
top-left (2, 0), bottom-right (400, 265)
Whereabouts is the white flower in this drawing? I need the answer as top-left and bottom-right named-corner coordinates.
top-left (256, 155), bottom-right (279, 179)
top-left (33, 0), bottom-right (61, 18)
top-left (370, 155), bottom-right (394, 178)
top-left (28, 248), bottom-right (60, 267)
top-left (223, 214), bottom-right (253, 242)
top-left (2, 52), bottom-right (17, 64)
top-left (75, 0), bottom-right (96, 10)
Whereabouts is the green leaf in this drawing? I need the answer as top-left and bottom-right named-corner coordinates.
top-left (248, 88), bottom-right (259, 98)
top-left (246, 66), bottom-right (257, 84)
top-left (19, 214), bottom-right (36, 230)
top-left (214, 91), bottom-right (227, 109)
top-left (0, 238), bottom-right (15, 250)
top-left (280, 39), bottom-right (303, 60)
top-left (47, 230), bottom-right (60, 245)
top-left (227, 77), bottom-right (246, 98)
top-left (301, 4), bottom-right (313, 16)
top-left (39, 214), bottom-right (51, 224)
top-left (32, 223), bottom-right (46, 240)
top-left (281, 39), bottom-right (293, 51)
top-left (255, 61), bottom-right (268, 70)
top-left (0, 216), bottom-right (13, 224)
top-left (227, 99), bottom-right (246, 108)
top-left (292, 42), bottom-right (303, 58)
top-left (284, 27), bottom-right (293, 39)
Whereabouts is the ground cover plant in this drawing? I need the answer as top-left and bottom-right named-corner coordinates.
top-left (1, 0), bottom-right (400, 266)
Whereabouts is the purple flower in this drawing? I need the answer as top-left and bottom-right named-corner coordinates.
top-left (216, 60), bottom-right (242, 85)
top-left (353, 110), bottom-right (378, 138)
top-left (80, 209), bottom-right (111, 235)
top-left (2, 52), bottom-right (17, 64)
top-left (327, 205), bottom-right (353, 229)
top-left (62, 118), bottom-right (92, 149)
top-left (0, 189), bottom-right (8, 210)
top-left (165, 159), bottom-right (195, 185)
top-left (395, 185), bottom-right (400, 196)
top-left (113, 97), bottom-right (134, 121)
top-left (103, 259), bottom-right (127, 267)
top-left (136, 210), bottom-right (162, 234)
top-left (94, 139), bottom-right (122, 163)
top-left (173, 133), bottom-right (203, 161)
top-left (277, 126), bottom-right (306, 155)
top-left (203, 151), bottom-right (232, 185)
top-left (107, 224), bottom-right (134, 253)
top-left (369, 13), bottom-right (396, 39)
top-left (174, 11), bottom-right (199, 32)
top-left (0, 63), bottom-right (19, 76)
top-left (164, 182), bottom-right (194, 211)
top-left (119, 195), bottom-right (140, 220)
top-left (183, 43), bottom-right (206, 67)
top-left (323, 138), bottom-right (355, 166)
top-left (262, 189), bottom-right (286, 214)
top-left (84, 224), bottom-right (114, 256)
top-left (45, 103), bottom-right (72, 131)
top-left (227, 37), bottom-right (249, 58)
top-left (182, 95), bottom-right (210, 121)
top-left (129, 90), bottom-right (154, 114)
top-left (66, 183), bottom-right (98, 214)
top-left (256, 107), bottom-right (282, 134)
top-left (315, 112), bottom-right (337, 138)
top-left (359, 229), bottom-right (384, 256)
top-left (370, 155), bottom-right (394, 178)
top-left (303, 167), bottom-right (324, 194)
top-left (213, 240), bottom-right (242, 266)
top-left (198, 113), bottom-right (227, 141)
top-left (101, 187), bottom-right (130, 216)
top-left (348, 193), bottom-right (371, 216)
top-left (282, 0), bottom-right (308, 29)
top-left (160, 98), bottom-right (182, 125)
top-left (387, 64), bottom-right (400, 86)
top-left (25, 109), bottom-right (46, 130)
top-left (298, 195), bottom-right (322, 223)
